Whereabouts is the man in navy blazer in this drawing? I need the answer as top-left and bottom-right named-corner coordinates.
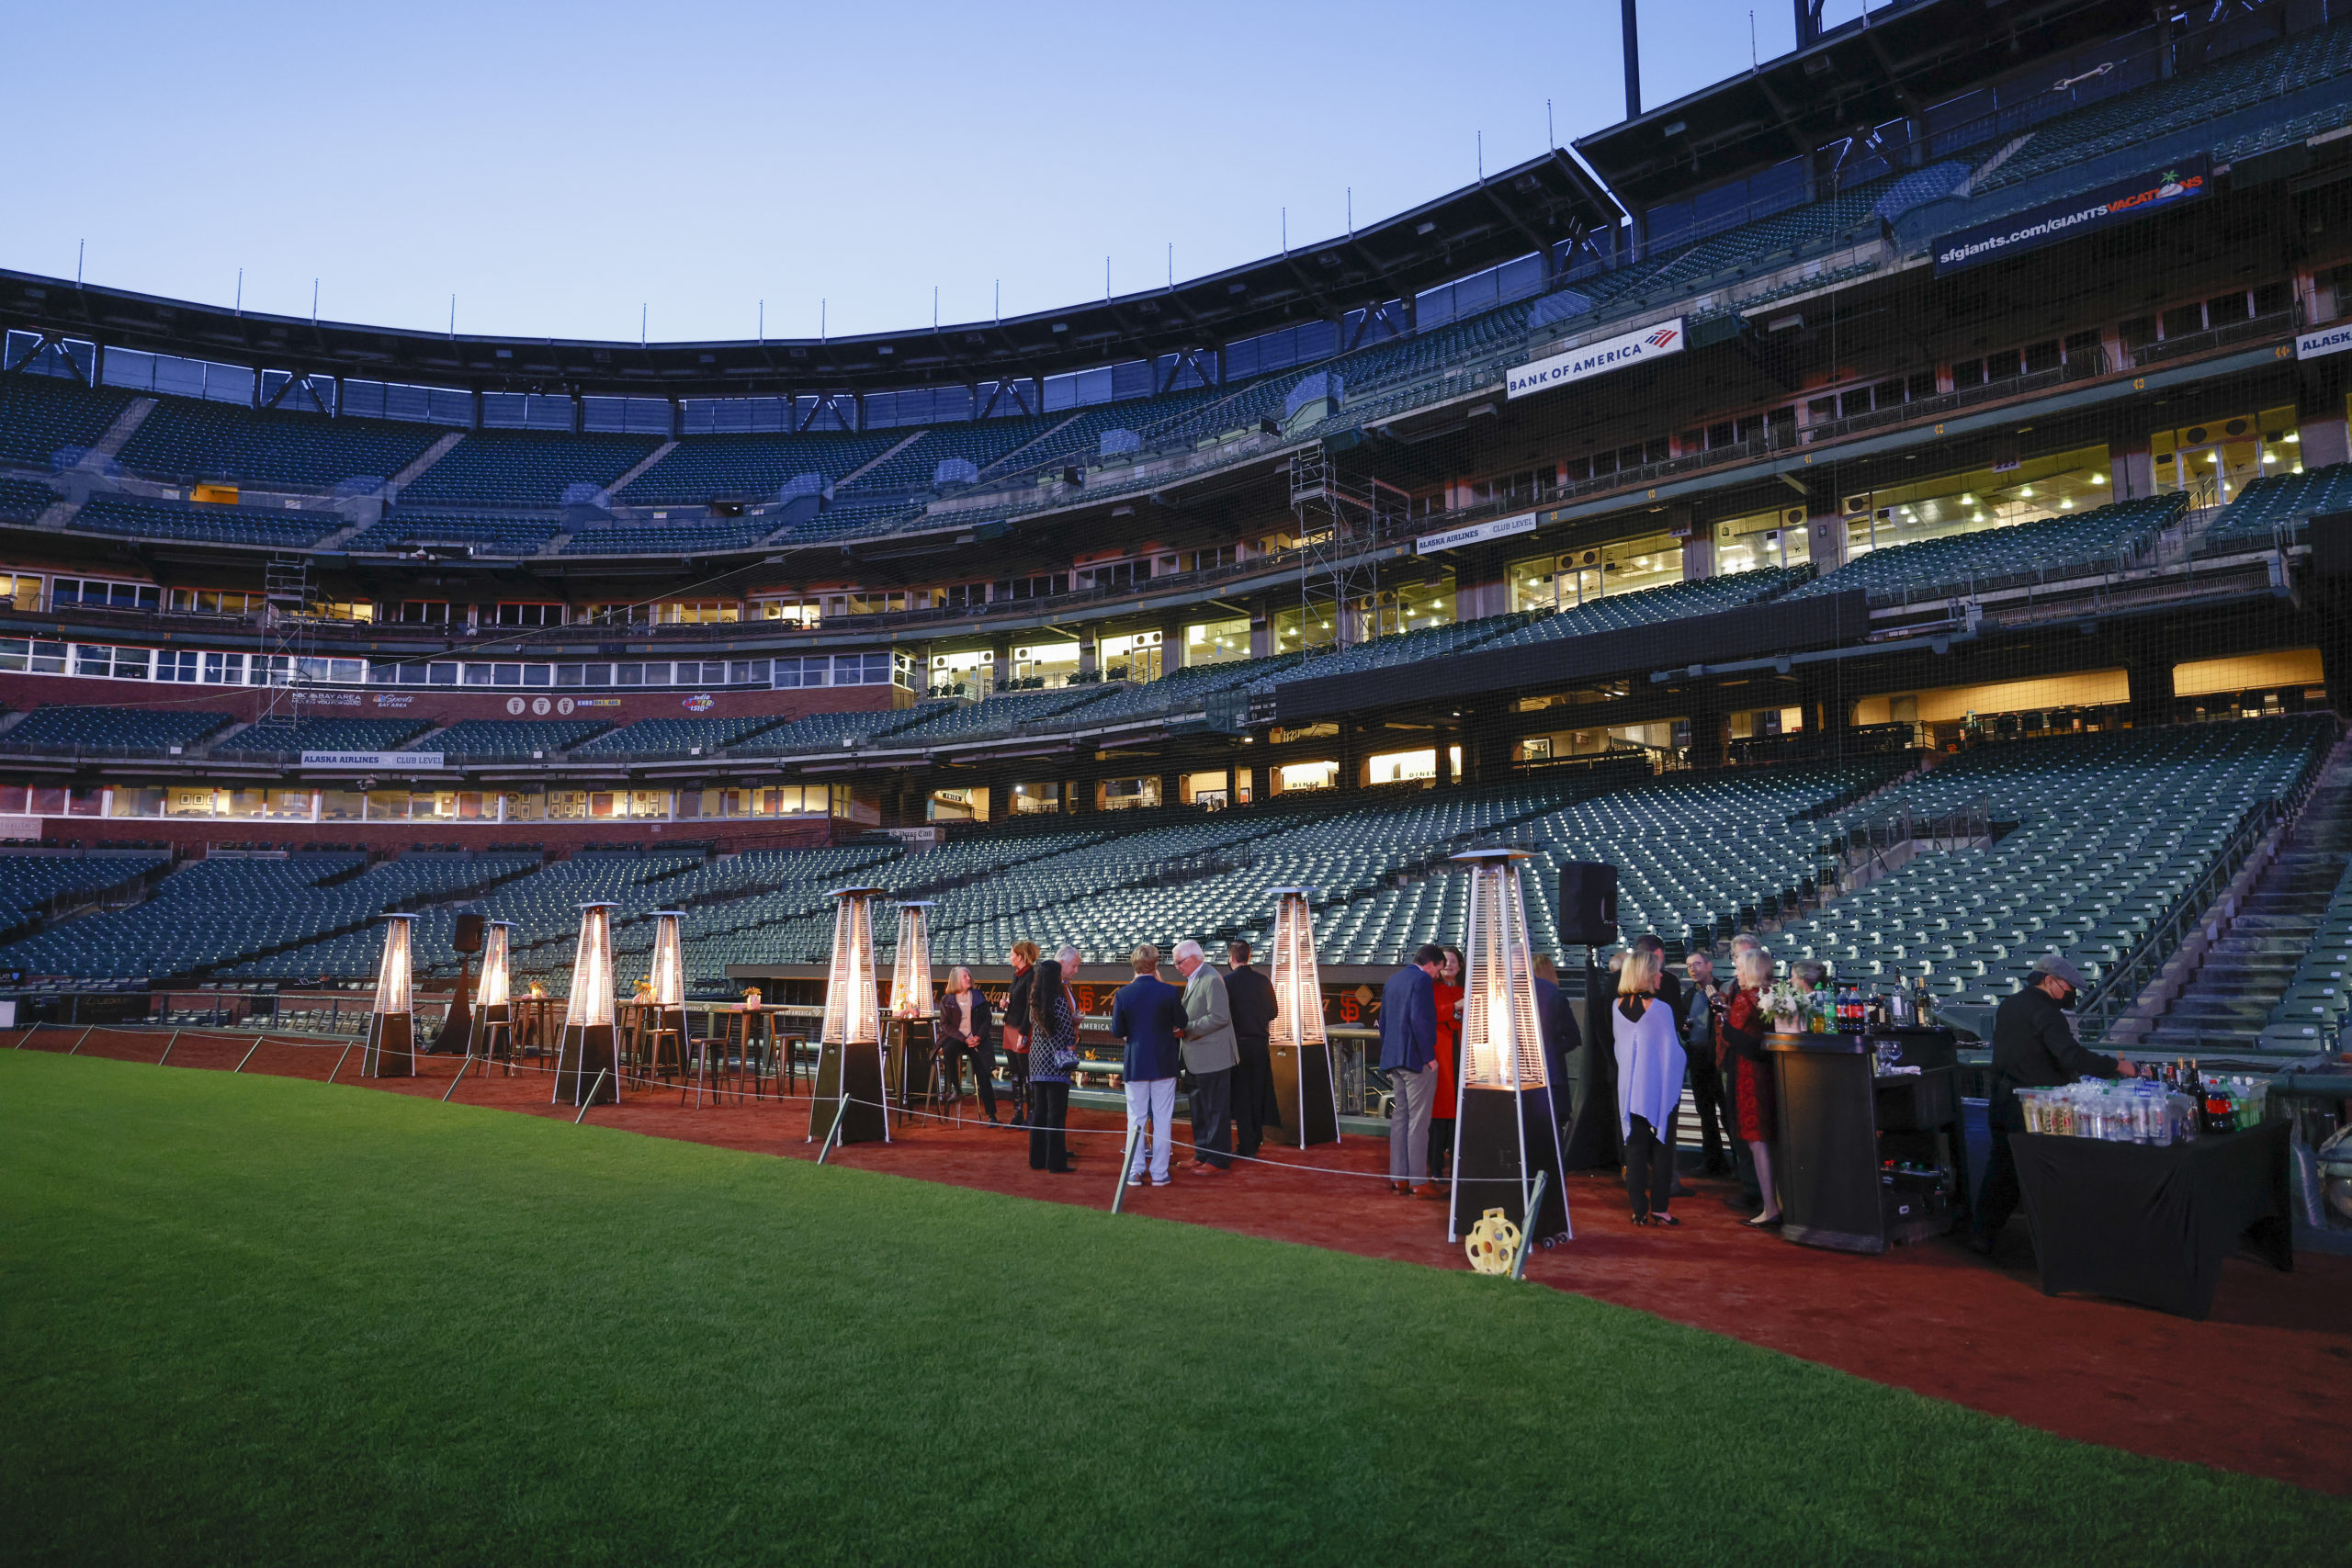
top-left (1380, 943), bottom-right (1445, 1198)
top-left (1111, 942), bottom-right (1187, 1188)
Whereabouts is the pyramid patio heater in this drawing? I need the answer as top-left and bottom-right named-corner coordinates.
top-left (646, 909), bottom-right (693, 1088)
top-left (471, 919), bottom-right (514, 1072)
top-left (808, 886), bottom-right (889, 1145)
top-left (553, 902), bottom-right (619, 1108)
top-left (362, 914), bottom-right (416, 1078)
top-left (1267, 886), bottom-right (1340, 1147)
top-left (889, 900), bottom-right (942, 1114)
top-left (1447, 849), bottom-right (1571, 1247)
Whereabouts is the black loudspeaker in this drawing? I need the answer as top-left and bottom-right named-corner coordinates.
top-left (453, 913), bottom-right (484, 953)
top-left (1558, 862), bottom-right (1619, 947)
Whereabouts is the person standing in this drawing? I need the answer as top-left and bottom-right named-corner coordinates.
top-left (1224, 941), bottom-right (1279, 1158)
top-left (1633, 932), bottom-right (1682, 1017)
top-left (1172, 940), bottom-right (1237, 1174)
top-left (1970, 953), bottom-right (2136, 1257)
top-left (1613, 947), bottom-right (1687, 1226)
top-left (1111, 943), bottom-right (1187, 1188)
top-left (1023, 951), bottom-right (1076, 1174)
top-left (1681, 951), bottom-right (1735, 1175)
top-left (939, 966), bottom-right (999, 1124)
top-left (1002, 941), bottom-right (1039, 1125)
top-left (1720, 947), bottom-right (1782, 1226)
top-left (1428, 947), bottom-right (1465, 1185)
top-left (1380, 944), bottom-right (1443, 1198)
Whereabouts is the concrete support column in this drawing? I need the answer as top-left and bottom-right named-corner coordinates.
top-left (1685, 689), bottom-right (1728, 770)
top-left (1806, 509), bottom-right (1848, 575)
top-left (1680, 531), bottom-right (1715, 581)
top-left (988, 634), bottom-right (1012, 694)
top-left (1159, 615), bottom-right (1185, 673)
top-left (1078, 627), bottom-right (1098, 678)
top-left (2127, 649), bottom-right (2177, 729)
top-left (2298, 359), bottom-right (2349, 468)
top-left (1453, 544), bottom-right (1509, 622)
top-left (1249, 601), bottom-right (1274, 660)
top-left (2109, 437), bottom-right (2158, 502)
top-left (1339, 722), bottom-right (1362, 793)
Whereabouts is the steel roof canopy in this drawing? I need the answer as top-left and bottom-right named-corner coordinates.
top-left (1574, 0), bottom-right (2159, 208)
top-left (0, 152), bottom-right (1619, 401)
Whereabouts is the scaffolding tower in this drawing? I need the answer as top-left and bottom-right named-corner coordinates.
top-left (1288, 441), bottom-right (1407, 653)
top-left (260, 555), bottom-right (315, 729)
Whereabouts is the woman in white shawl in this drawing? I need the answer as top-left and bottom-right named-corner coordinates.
top-left (1613, 946), bottom-right (1686, 1226)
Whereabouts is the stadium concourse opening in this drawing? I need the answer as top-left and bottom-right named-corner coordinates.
top-left (9, 0), bottom-right (2352, 1553)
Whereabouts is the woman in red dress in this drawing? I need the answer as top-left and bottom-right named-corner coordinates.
top-left (1718, 946), bottom-right (1781, 1226)
top-left (1427, 946), bottom-right (1465, 1187)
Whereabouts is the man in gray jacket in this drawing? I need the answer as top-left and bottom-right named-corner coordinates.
top-left (1173, 939), bottom-right (1238, 1174)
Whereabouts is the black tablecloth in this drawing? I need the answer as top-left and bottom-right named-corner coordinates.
top-left (2011, 1122), bottom-right (2292, 1319)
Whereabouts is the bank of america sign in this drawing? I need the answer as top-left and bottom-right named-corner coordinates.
top-left (1507, 318), bottom-right (1685, 400)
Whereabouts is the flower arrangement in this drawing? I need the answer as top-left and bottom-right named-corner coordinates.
top-left (1761, 979), bottom-right (1814, 1031)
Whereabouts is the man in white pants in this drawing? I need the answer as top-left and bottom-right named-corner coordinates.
top-left (1110, 942), bottom-right (1187, 1187)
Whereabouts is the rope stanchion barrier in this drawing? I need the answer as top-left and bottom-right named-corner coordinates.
top-left (67, 1027), bottom-right (91, 1056)
top-left (572, 1068), bottom-right (609, 1124)
top-left (326, 1042), bottom-right (355, 1084)
top-left (441, 1052), bottom-right (477, 1102)
top-left (816, 1097), bottom-right (849, 1166)
top-left (1510, 1171), bottom-right (1549, 1281)
top-left (1109, 1122), bottom-right (1144, 1214)
top-left (155, 1030), bottom-right (182, 1066)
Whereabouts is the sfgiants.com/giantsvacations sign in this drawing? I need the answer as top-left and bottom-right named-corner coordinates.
top-left (1507, 318), bottom-right (1686, 400)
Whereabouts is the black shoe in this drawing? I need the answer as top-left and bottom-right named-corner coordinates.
top-left (1655, 1213), bottom-right (1681, 1227)
top-left (1629, 1213), bottom-right (1650, 1226)
top-left (1965, 1234), bottom-right (1996, 1258)
top-left (1702, 1157), bottom-right (1735, 1177)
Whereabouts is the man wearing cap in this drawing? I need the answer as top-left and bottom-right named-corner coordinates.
top-left (1970, 953), bottom-right (2139, 1258)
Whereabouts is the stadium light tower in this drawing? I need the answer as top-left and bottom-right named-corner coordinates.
top-left (1266, 886), bottom-right (1340, 1147)
top-left (809, 886), bottom-right (889, 1145)
top-left (554, 902), bottom-right (619, 1108)
top-left (362, 914), bottom-right (416, 1079)
top-left (1447, 850), bottom-right (1571, 1247)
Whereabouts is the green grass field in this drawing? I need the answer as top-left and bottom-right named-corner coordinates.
top-left (3, 1053), bottom-right (2345, 1566)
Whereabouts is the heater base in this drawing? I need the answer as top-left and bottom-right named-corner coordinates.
top-left (363, 1011), bottom-right (413, 1079)
top-left (1271, 1042), bottom-right (1340, 1147)
top-left (1451, 1085), bottom-right (1570, 1245)
top-left (811, 1041), bottom-right (890, 1144)
top-left (554, 1023), bottom-right (618, 1106)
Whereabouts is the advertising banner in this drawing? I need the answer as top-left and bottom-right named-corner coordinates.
top-left (1507, 318), bottom-right (1686, 400)
top-left (1933, 157), bottom-right (2209, 276)
top-left (1417, 511), bottom-right (1539, 555)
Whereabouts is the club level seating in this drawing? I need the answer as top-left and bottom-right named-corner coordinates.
top-left (0, 374), bottom-right (133, 467)
top-left (403, 719), bottom-right (608, 759)
top-left (987, 391), bottom-right (1223, 478)
top-left (768, 499), bottom-right (925, 543)
top-left (568, 715), bottom-right (795, 757)
top-left (2202, 462), bottom-right (2352, 548)
top-left (0, 475), bottom-right (55, 518)
top-left (1476, 570), bottom-right (1805, 651)
top-left (72, 494), bottom-right (342, 548)
top-left (1786, 497), bottom-right (2184, 604)
top-left (118, 399), bottom-right (438, 489)
top-left (742, 705), bottom-right (947, 756)
top-left (880, 686), bottom-right (1114, 746)
top-left (212, 716), bottom-right (435, 756)
top-left (1072, 654), bottom-right (1305, 727)
top-left (345, 513), bottom-right (562, 555)
top-left (562, 518), bottom-right (773, 555)
top-left (616, 430), bottom-right (903, 505)
top-left (397, 430), bottom-right (661, 509)
top-left (1265, 612), bottom-right (1534, 684)
top-left (1977, 23), bottom-right (2352, 197)
top-left (4, 705), bottom-right (235, 753)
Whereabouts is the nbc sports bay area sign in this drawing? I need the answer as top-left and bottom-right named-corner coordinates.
top-left (1506, 318), bottom-right (1686, 400)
